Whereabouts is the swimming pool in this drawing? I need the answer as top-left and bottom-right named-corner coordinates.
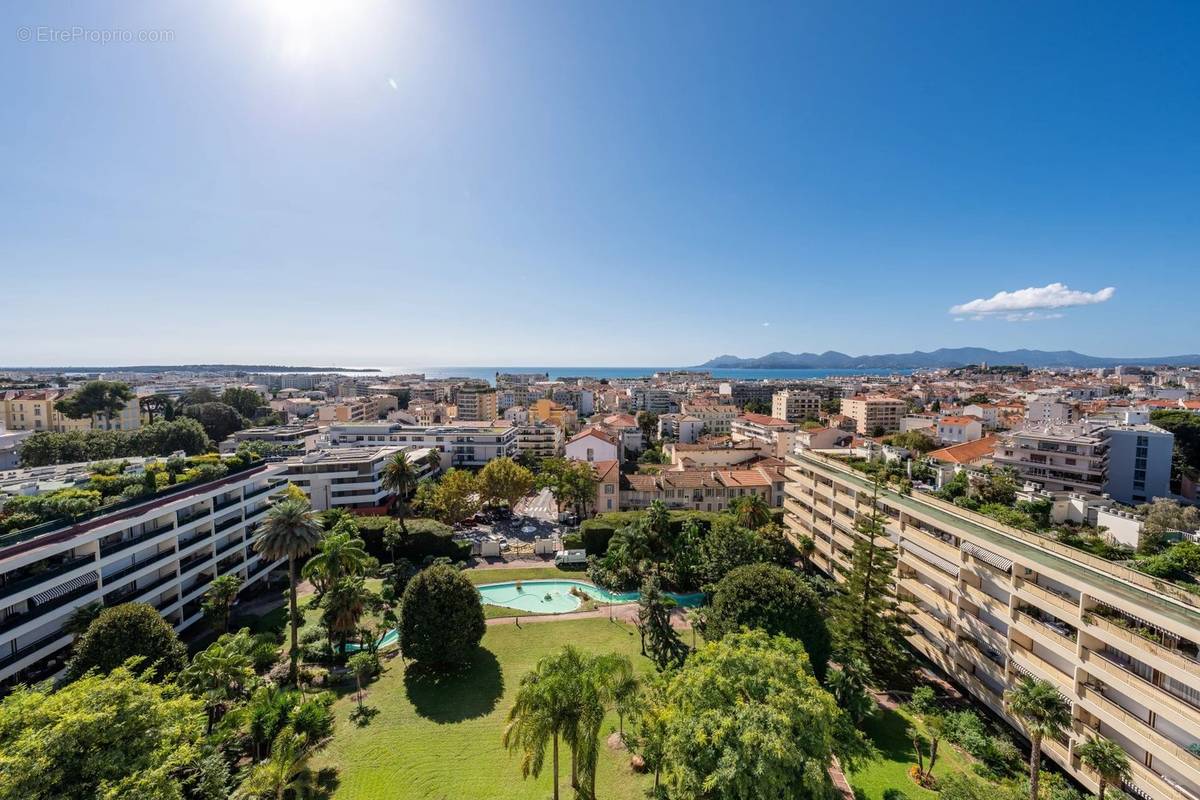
top-left (345, 579), bottom-right (702, 652)
top-left (478, 579), bottom-right (702, 614)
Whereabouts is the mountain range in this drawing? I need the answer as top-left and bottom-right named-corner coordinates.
top-left (696, 348), bottom-right (1200, 370)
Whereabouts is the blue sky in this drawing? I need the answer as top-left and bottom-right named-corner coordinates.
top-left (2, 1), bottom-right (1197, 367)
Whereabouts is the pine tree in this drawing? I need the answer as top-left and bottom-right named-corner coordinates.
top-left (637, 575), bottom-right (688, 671)
top-left (828, 475), bottom-right (912, 686)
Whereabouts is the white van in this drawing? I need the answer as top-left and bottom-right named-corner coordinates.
top-left (554, 548), bottom-right (588, 566)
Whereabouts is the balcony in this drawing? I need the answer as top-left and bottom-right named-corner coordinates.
top-left (1014, 578), bottom-right (1079, 619)
top-left (1084, 609), bottom-right (1200, 677)
top-left (0, 555), bottom-right (94, 602)
top-left (103, 547), bottom-right (177, 585)
top-left (214, 538), bottom-right (244, 560)
top-left (243, 482), bottom-right (279, 500)
top-left (0, 629), bottom-right (73, 671)
top-left (1078, 685), bottom-right (1200, 778)
top-left (1009, 642), bottom-right (1074, 694)
top-left (1012, 610), bottom-right (1078, 658)
top-left (213, 494), bottom-right (241, 512)
top-left (898, 577), bottom-right (955, 618)
top-left (0, 581), bottom-right (98, 634)
top-left (99, 521), bottom-right (176, 558)
top-left (957, 613), bottom-right (1010, 656)
top-left (178, 528), bottom-right (213, 552)
top-left (905, 525), bottom-right (962, 563)
top-left (176, 507), bottom-right (211, 527)
top-left (1081, 647), bottom-right (1200, 728)
top-left (214, 513), bottom-right (244, 533)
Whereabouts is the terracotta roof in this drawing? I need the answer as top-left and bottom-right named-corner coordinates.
top-left (928, 434), bottom-right (999, 465)
top-left (938, 416), bottom-right (982, 426)
top-left (568, 427), bottom-right (617, 445)
top-left (591, 459), bottom-right (619, 483)
top-left (602, 413), bottom-right (638, 428)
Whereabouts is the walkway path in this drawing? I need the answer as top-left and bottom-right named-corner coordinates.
top-left (485, 601), bottom-right (695, 630)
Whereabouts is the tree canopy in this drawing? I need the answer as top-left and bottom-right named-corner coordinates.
top-left (399, 564), bottom-right (485, 668)
top-left (657, 630), bottom-right (867, 800)
top-left (705, 563), bottom-right (831, 680)
top-left (478, 457), bottom-right (535, 510)
top-left (66, 602), bottom-right (188, 682)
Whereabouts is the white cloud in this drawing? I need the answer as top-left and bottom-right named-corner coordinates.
top-left (949, 282), bottom-right (1114, 320)
top-left (762, 322), bottom-right (770, 327)
top-left (387, 77), bottom-right (398, 91)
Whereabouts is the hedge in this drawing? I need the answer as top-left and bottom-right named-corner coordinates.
top-left (579, 510), bottom-right (724, 555)
top-left (351, 516), bottom-right (471, 563)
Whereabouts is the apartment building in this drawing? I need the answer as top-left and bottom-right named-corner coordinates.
top-left (315, 394), bottom-right (397, 424)
top-left (679, 401), bottom-right (739, 436)
top-left (222, 422), bottom-right (321, 454)
top-left (1027, 392), bottom-right (1077, 424)
top-left (842, 395), bottom-right (906, 435)
top-left (993, 423), bottom-right (1109, 495)
top-left (1104, 424), bottom-right (1174, 506)
top-left (1, 390), bottom-right (141, 432)
top-left (771, 389), bottom-right (822, 423)
top-left (731, 413), bottom-right (798, 457)
top-left (783, 450), bottom-right (1200, 800)
top-left (0, 460), bottom-right (287, 687)
top-left (937, 415), bottom-right (984, 444)
top-left (657, 414), bottom-right (703, 444)
top-left (455, 386), bottom-right (498, 422)
top-left (621, 464), bottom-right (784, 512)
top-left (283, 446), bottom-right (438, 513)
top-left (515, 422), bottom-right (563, 462)
top-left (323, 421), bottom-right (518, 468)
top-left (530, 398), bottom-right (575, 430)
top-left (628, 387), bottom-right (678, 415)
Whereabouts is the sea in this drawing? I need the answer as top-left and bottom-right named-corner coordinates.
top-left (355, 366), bottom-right (913, 385)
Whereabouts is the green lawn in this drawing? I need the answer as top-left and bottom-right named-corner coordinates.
top-left (461, 565), bottom-right (588, 586)
top-left (310, 618), bottom-right (654, 800)
top-left (847, 702), bottom-right (970, 800)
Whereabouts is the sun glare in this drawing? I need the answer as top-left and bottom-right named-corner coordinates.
top-left (253, 0), bottom-right (386, 70)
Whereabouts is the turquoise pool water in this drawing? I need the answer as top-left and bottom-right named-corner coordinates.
top-left (346, 579), bottom-right (702, 652)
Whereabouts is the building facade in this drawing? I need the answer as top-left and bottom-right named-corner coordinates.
top-left (842, 395), bottom-right (906, 435)
top-left (0, 461), bottom-right (287, 686)
top-left (783, 450), bottom-right (1200, 800)
top-left (283, 446), bottom-right (438, 513)
top-left (323, 422), bottom-right (518, 468)
top-left (454, 386), bottom-right (499, 422)
top-left (771, 389), bottom-right (822, 423)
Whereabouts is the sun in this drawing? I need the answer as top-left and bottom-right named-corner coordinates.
top-left (253, 0), bottom-right (386, 70)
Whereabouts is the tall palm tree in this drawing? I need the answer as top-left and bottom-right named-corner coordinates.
top-left (380, 452), bottom-right (418, 531)
top-left (730, 493), bottom-right (772, 529)
top-left (504, 662), bottom-right (568, 800)
top-left (301, 531), bottom-right (369, 595)
top-left (255, 499), bottom-right (323, 685)
top-left (1006, 677), bottom-right (1072, 800)
top-left (202, 574), bottom-right (243, 633)
top-left (233, 727), bottom-right (314, 800)
top-left (1076, 735), bottom-right (1130, 800)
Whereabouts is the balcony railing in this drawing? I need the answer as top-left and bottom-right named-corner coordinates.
top-left (99, 521), bottom-right (176, 558)
top-left (176, 507), bottom-right (211, 527)
top-left (1079, 685), bottom-right (1200, 772)
top-left (103, 547), bottom-right (177, 585)
top-left (0, 583), bottom-right (97, 633)
top-left (178, 528), bottom-right (213, 551)
top-left (214, 538), bottom-right (244, 559)
top-left (214, 513), bottom-right (244, 533)
top-left (213, 494), bottom-right (241, 511)
top-left (0, 555), bottom-right (94, 601)
top-left (0, 629), bottom-right (72, 670)
top-left (242, 483), bottom-right (278, 500)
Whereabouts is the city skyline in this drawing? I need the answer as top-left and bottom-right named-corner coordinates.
top-left (3, 2), bottom-right (1198, 364)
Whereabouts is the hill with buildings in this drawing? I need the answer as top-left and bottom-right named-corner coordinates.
top-left (698, 348), bottom-right (1200, 370)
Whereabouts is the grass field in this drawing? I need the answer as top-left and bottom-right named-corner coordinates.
top-left (310, 618), bottom-right (654, 800)
top-left (847, 702), bottom-right (970, 800)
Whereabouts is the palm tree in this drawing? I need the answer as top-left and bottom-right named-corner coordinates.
top-left (1076, 735), bottom-right (1130, 800)
top-left (1006, 677), bottom-right (1072, 800)
top-left (381, 452), bottom-right (418, 531)
top-left (595, 653), bottom-right (638, 737)
top-left (423, 448), bottom-right (441, 475)
top-left (202, 574), bottom-right (243, 633)
top-left (504, 649), bottom-right (582, 800)
top-left (233, 727), bottom-right (314, 800)
top-left (730, 493), bottom-right (772, 529)
top-left (321, 576), bottom-right (367, 656)
top-left (255, 499), bottom-right (323, 685)
top-left (64, 601), bottom-right (104, 636)
top-left (301, 531), bottom-right (369, 595)
top-left (182, 636), bottom-right (255, 732)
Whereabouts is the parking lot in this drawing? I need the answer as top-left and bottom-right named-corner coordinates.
top-left (454, 488), bottom-right (564, 557)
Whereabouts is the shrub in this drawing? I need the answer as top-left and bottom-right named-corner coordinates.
top-left (358, 517), bottom-right (470, 562)
top-left (66, 602), bottom-right (187, 682)
top-left (562, 532), bottom-right (584, 549)
top-left (882, 790), bottom-right (908, 800)
top-left (400, 564), bottom-right (485, 668)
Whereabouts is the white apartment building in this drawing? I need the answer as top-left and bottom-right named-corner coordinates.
top-left (657, 414), bottom-right (703, 444)
top-left (771, 389), bottom-right (822, 423)
top-left (1104, 424), bottom-right (1174, 506)
top-left (994, 423), bottom-right (1109, 496)
top-left (0, 460), bottom-right (287, 687)
top-left (783, 451), bottom-right (1200, 800)
top-left (731, 413), bottom-right (798, 457)
top-left (628, 387), bottom-right (678, 414)
top-left (283, 446), bottom-right (438, 513)
top-left (323, 421), bottom-right (518, 468)
top-left (1026, 392), bottom-right (1077, 424)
